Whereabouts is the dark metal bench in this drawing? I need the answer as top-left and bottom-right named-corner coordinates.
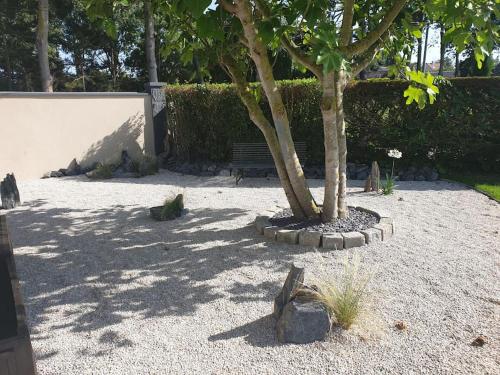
top-left (232, 142), bottom-right (307, 184)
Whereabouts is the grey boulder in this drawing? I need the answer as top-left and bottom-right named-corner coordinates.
top-left (273, 264), bottom-right (305, 319)
top-left (276, 300), bottom-right (331, 344)
top-left (1, 174), bottom-right (21, 209)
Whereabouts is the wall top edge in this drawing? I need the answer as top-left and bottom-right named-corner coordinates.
top-left (0, 92), bottom-right (149, 98)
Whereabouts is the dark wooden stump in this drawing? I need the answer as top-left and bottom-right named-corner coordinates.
top-left (364, 161), bottom-right (380, 192)
top-left (0, 174), bottom-right (20, 209)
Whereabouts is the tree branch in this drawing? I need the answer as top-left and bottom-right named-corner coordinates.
top-left (280, 35), bottom-right (323, 79)
top-left (217, 0), bottom-right (236, 14)
top-left (339, 0), bottom-right (355, 46)
top-left (220, 54), bottom-right (271, 132)
top-left (350, 31), bottom-right (390, 77)
top-left (341, 0), bottom-right (407, 57)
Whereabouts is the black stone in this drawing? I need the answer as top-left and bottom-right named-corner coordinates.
top-left (269, 207), bottom-right (378, 233)
top-left (65, 158), bottom-right (82, 176)
top-left (120, 150), bottom-right (134, 173)
top-left (273, 263), bottom-right (305, 319)
top-left (0, 174), bottom-right (20, 210)
top-left (276, 300), bottom-right (331, 344)
top-left (49, 171), bottom-right (64, 178)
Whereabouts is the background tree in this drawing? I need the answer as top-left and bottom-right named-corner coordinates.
top-left (114, 0), bottom-right (496, 222)
top-left (37, 0), bottom-right (53, 91)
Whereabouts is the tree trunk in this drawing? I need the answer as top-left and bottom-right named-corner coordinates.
top-left (36, 0), bottom-right (53, 92)
top-left (335, 71), bottom-right (348, 219)
top-left (221, 55), bottom-right (306, 218)
top-left (422, 24), bottom-right (430, 72)
top-left (144, 0), bottom-right (158, 82)
top-left (321, 73), bottom-right (339, 222)
top-left (235, 1), bottom-right (320, 219)
top-left (455, 49), bottom-right (460, 77)
top-left (438, 25), bottom-right (445, 75)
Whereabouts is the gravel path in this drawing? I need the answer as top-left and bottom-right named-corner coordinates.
top-left (6, 171), bottom-right (499, 374)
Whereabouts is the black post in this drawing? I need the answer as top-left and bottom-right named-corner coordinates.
top-left (145, 82), bottom-right (168, 156)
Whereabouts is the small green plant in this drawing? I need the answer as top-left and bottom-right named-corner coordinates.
top-left (310, 256), bottom-right (372, 330)
top-left (91, 163), bottom-right (114, 179)
top-left (160, 194), bottom-right (184, 220)
top-left (381, 149), bottom-right (402, 195)
top-left (382, 173), bottom-right (395, 195)
top-left (131, 156), bottom-right (159, 177)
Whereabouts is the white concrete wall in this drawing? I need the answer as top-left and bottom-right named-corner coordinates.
top-left (0, 92), bottom-right (155, 180)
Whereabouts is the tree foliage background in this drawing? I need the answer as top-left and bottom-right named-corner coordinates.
top-left (0, 0), bottom-right (312, 91)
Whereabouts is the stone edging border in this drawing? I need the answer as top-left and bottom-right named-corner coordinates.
top-left (255, 207), bottom-right (394, 250)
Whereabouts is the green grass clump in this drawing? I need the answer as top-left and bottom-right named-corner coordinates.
top-left (443, 172), bottom-right (500, 201)
top-left (132, 156), bottom-right (159, 177)
top-left (311, 257), bottom-right (371, 330)
top-left (382, 174), bottom-right (395, 195)
top-left (160, 194), bottom-right (184, 220)
top-left (90, 163), bottom-right (114, 179)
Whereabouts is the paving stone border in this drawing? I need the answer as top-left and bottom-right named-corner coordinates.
top-left (255, 207), bottom-right (394, 250)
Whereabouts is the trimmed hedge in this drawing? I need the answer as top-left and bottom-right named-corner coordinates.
top-left (165, 77), bottom-right (500, 173)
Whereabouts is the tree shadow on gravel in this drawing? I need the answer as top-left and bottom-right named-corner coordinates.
top-left (5, 199), bottom-right (308, 349)
top-left (208, 314), bottom-right (278, 348)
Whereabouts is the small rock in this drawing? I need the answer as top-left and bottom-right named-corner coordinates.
top-left (398, 197), bottom-right (404, 201)
top-left (471, 335), bottom-right (487, 347)
top-left (65, 158), bottom-right (82, 176)
top-left (276, 300), bottom-right (331, 344)
top-left (199, 171), bottom-right (214, 177)
top-left (50, 171), bottom-right (64, 178)
top-left (273, 263), bottom-right (305, 319)
top-left (120, 150), bottom-right (134, 173)
top-left (428, 171), bottom-right (439, 181)
top-left (400, 173), bottom-right (415, 181)
top-left (395, 321), bottom-right (407, 330)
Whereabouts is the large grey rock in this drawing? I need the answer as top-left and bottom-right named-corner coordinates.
top-left (273, 264), bottom-right (305, 319)
top-left (299, 230), bottom-right (322, 247)
top-left (322, 233), bottom-right (344, 250)
top-left (276, 229), bottom-right (299, 244)
top-left (276, 300), bottom-right (331, 344)
top-left (342, 232), bottom-right (365, 248)
top-left (65, 158), bottom-right (82, 176)
top-left (1, 174), bottom-right (20, 209)
top-left (120, 150), bottom-right (134, 172)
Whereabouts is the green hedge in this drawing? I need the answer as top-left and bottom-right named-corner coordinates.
top-left (165, 77), bottom-right (500, 173)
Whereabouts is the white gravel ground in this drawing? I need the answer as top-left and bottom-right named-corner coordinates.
top-left (6, 171), bottom-right (499, 374)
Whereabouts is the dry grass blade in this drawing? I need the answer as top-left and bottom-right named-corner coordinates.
top-left (309, 255), bottom-right (372, 330)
